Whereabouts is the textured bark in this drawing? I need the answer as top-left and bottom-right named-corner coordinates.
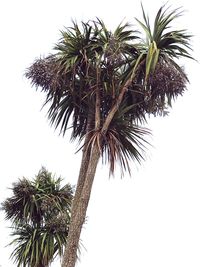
top-left (61, 143), bottom-right (100, 267)
top-left (70, 113), bottom-right (94, 217)
top-left (70, 134), bottom-right (90, 216)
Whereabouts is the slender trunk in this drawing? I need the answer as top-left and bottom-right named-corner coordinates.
top-left (70, 134), bottom-right (90, 216)
top-left (71, 113), bottom-right (93, 217)
top-left (62, 143), bottom-right (100, 267)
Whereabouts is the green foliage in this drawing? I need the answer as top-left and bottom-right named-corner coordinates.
top-left (25, 5), bottom-right (193, 175)
top-left (1, 168), bottom-right (73, 267)
top-left (136, 4), bottom-right (193, 80)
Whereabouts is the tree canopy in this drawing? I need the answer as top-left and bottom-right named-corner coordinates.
top-left (26, 5), bottom-right (192, 174)
top-left (1, 168), bottom-right (74, 267)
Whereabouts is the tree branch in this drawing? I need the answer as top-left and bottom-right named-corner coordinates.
top-left (95, 67), bottom-right (101, 130)
top-left (101, 59), bottom-right (145, 135)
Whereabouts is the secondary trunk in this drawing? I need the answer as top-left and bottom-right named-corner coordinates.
top-left (61, 143), bottom-right (101, 267)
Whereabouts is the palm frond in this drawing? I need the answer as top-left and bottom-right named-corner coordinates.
top-left (9, 220), bottom-right (69, 267)
top-left (2, 178), bottom-right (37, 224)
top-left (152, 5), bottom-right (183, 43)
top-left (100, 104), bottom-right (151, 175)
top-left (84, 104), bottom-right (151, 176)
top-left (136, 4), bottom-right (193, 82)
top-left (135, 3), bottom-right (152, 44)
top-left (102, 122), bottom-right (150, 176)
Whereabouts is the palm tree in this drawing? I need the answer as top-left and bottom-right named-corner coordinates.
top-left (25, 5), bottom-right (193, 267)
top-left (1, 167), bottom-right (73, 267)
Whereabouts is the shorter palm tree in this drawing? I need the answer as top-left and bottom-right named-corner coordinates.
top-left (1, 167), bottom-right (74, 267)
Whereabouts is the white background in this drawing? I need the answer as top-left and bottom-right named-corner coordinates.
top-left (0, 0), bottom-right (200, 266)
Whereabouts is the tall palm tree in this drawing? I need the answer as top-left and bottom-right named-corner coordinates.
top-left (1, 168), bottom-right (73, 267)
top-left (25, 5), bottom-right (193, 267)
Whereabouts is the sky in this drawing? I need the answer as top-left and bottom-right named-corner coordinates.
top-left (0, 0), bottom-right (200, 266)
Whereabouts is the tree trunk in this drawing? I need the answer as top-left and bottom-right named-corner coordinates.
top-left (70, 114), bottom-right (93, 218)
top-left (70, 134), bottom-right (90, 216)
top-left (61, 143), bottom-right (100, 267)
top-left (62, 133), bottom-right (91, 266)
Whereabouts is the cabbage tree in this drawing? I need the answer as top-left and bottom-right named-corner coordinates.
top-left (25, 5), bottom-right (193, 267)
